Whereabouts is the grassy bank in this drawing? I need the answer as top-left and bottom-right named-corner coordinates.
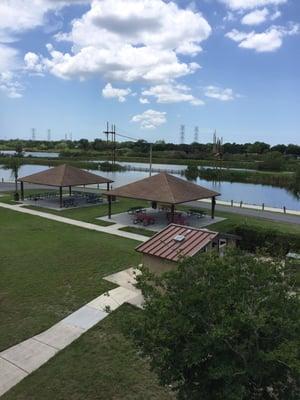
top-left (0, 207), bottom-right (141, 351)
top-left (189, 166), bottom-right (296, 192)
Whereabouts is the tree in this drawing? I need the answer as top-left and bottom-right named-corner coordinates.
top-left (3, 157), bottom-right (23, 200)
top-left (15, 141), bottom-right (24, 157)
top-left (132, 250), bottom-right (300, 400)
top-left (78, 138), bottom-right (90, 151)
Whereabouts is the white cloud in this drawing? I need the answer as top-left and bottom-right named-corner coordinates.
top-left (241, 8), bottom-right (269, 25)
top-left (24, 52), bottom-right (45, 74)
top-left (0, 0), bottom-right (91, 42)
top-left (0, 44), bottom-right (19, 72)
top-left (102, 83), bottom-right (131, 102)
top-left (204, 85), bottom-right (238, 101)
top-left (0, 44), bottom-right (23, 98)
top-left (226, 24), bottom-right (300, 52)
top-left (270, 10), bottom-right (281, 20)
top-left (139, 97), bottom-right (150, 104)
top-left (142, 83), bottom-right (204, 105)
top-left (0, 71), bottom-right (23, 98)
top-left (31, 0), bottom-right (210, 83)
top-left (34, 44), bottom-right (200, 83)
top-left (131, 109), bottom-right (166, 129)
top-left (219, 0), bottom-right (286, 10)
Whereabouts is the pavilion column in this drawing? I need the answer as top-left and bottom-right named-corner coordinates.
top-left (171, 204), bottom-right (175, 223)
top-left (69, 186), bottom-right (72, 196)
top-left (107, 182), bottom-right (110, 191)
top-left (108, 195), bottom-right (112, 219)
top-left (59, 187), bottom-right (63, 208)
top-left (20, 181), bottom-right (24, 201)
top-left (211, 196), bottom-right (216, 219)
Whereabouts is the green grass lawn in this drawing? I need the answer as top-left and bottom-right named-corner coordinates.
top-left (0, 207), bottom-right (141, 351)
top-left (2, 305), bottom-right (174, 400)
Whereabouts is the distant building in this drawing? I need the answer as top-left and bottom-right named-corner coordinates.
top-left (136, 224), bottom-right (238, 275)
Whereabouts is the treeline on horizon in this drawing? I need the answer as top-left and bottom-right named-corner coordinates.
top-left (1, 138), bottom-right (300, 156)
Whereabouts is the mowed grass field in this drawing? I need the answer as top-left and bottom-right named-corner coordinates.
top-left (0, 207), bottom-right (141, 351)
top-left (1, 305), bottom-right (174, 400)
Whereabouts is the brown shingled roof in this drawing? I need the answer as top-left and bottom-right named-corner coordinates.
top-left (19, 164), bottom-right (113, 187)
top-left (136, 224), bottom-right (219, 262)
top-left (103, 172), bottom-right (219, 204)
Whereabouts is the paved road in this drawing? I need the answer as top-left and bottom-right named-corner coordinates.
top-left (186, 201), bottom-right (300, 225)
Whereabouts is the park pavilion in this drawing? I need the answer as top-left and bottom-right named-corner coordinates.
top-left (18, 164), bottom-right (113, 209)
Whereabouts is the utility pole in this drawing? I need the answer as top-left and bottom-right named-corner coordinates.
top-left (103, 122), bottom-right (117, 165)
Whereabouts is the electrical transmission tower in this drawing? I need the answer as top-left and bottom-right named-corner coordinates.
top-left (180, 125), bottom-right (185, 144)
top-left (47, 129), bottom-right (51, 141)
top-left (31, 128), bottom-right (36, 141)
top-left (194, 126), bottom-right (199, 143)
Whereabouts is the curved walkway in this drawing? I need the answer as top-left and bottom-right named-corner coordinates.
top-left (0, 272), bottom-right (141, 397)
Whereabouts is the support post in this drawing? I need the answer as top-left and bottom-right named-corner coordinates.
top-left (69, 186), bottom-right (72, 196)
top-left (107, 182), bottom-right (110, 191)
top-left (20, 181), bottom-right (24, 201)
top-left (171, 204), bottom-right (175, 223)
top-left (211, 196), bottom-right (216, 219)
top-left (108, 195), bottom-right (112, 219)
top-left (59, 186), bottom-right (63, 208)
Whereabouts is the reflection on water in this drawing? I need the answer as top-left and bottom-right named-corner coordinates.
top-left (0, 163), bottom-right (299, 210)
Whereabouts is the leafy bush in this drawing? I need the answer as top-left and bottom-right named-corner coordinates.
top-left (233, 224), bottom-right (300, 256)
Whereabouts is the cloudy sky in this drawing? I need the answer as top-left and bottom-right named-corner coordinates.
top-left (0, 0), bottom-right (299, 144)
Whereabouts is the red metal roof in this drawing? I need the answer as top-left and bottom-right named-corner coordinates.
top-left (136, 224), bottom-right (219, 262)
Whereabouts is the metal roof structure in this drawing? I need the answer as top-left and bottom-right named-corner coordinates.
top-left (103, 172), bottom-right (219, 204)
top-left (136, 223), bottom-right (219, 262)
top-left (18, 164), bottom-right (113, 187)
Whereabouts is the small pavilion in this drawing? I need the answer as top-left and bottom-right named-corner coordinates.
top-left (103, 172), bottom-right (220, 221)
top-left (18, 164), bottom-right (113, 208)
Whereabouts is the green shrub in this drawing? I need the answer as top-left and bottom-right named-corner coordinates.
top-left (232, 224), bottom-right (300, 256)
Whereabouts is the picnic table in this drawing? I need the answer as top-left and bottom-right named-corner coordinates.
top-left (187, 208), bottom-right (206, 218)
top-left (133, 212), bottom-right (155, 226)
top-left (166, 212), bottom-right (188, 225)
top-left (127, 206), bottom-right (146, 215)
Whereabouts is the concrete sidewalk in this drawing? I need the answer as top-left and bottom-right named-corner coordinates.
top-left (0, 202), bottom-right (149, 242)
top-left (0, 277), bottom-right (142, 397)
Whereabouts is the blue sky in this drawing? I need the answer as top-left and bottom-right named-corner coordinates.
top-left (0, 0), bottom-right (299, 144)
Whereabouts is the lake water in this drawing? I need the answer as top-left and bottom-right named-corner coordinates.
top-left (0, 163), bottom-right (299, 210)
